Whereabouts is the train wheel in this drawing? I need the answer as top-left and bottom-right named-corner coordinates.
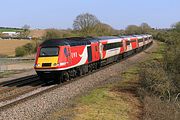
top-left (77, 68), bottom-right (82, 76)
top-left (55, 72), bottom-right (62, 84)
top-left (38, 75), bottom-right (48, 84)
top-left (56, 71), bottom-right (69, 84)
top-left (44, 78), bottom-right (49, 84)
top-left (94, 63), bottom-right (98, 70)
top-left (62, 71), bottom-right (69, 82)
top-left (55, 76), bottom-right (61, 84)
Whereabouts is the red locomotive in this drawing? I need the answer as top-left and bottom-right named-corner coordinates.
top-left (34, 35), bottom-right (153, 83)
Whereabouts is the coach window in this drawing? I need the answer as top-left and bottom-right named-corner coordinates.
top-left (138, 39), bottom-right (143, 42)
top-left (103, 42), bottom-right (122, 50)
top-left (126, 41), bottom-right (130, 45)
top-left (119, 42), bottom-right (123, 47)
top-left (131, 40), bottom-right (136, 42)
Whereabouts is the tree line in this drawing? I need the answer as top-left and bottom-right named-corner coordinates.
top-left (15, 13), bottom-right (180, 59)
top-left (43, 13), bottom-right (153, 39)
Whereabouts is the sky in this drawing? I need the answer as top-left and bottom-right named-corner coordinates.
top-left (0, 0), bottom-right (179, 29)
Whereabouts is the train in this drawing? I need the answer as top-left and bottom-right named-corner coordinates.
top-left (34, 34), bottom-right (153, 83)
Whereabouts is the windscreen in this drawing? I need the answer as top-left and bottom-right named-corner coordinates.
top-left (40, 47), bottom-right (59, 57)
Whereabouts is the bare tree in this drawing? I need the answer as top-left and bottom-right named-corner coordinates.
top-left (22, 24), bottom-right (30, 30)
top-left (20, 24), bottom-right (31, 38)
top-left (73, 13), bottom-right (100, 34)
top-left (140, 23), bottom-right (151, 33)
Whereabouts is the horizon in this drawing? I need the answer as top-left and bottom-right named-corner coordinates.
top-left (0, 0), bottom-right (179, 29)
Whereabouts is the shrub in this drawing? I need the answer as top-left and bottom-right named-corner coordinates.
top-left (139, 61), bottom-right (178, 97)
top-left (15, 47), bottom-right (27, 57)
top-left (142, 96), bottom-right (180, 120)
top-left (138, 41), bottom-right (180, 120)
top-left (15, 42), bottom-right (37, 57)
top-left (140, 27), bottom-right (180, 98)
top-left (23, 42), bottom-right (36, 54)
top-left (42, 29), bottom-right (79, 40)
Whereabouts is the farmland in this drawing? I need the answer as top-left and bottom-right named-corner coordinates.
top-left (0, 39), bottom-right (31, 56)
top-left (0, 27), bottom-right (24, 32)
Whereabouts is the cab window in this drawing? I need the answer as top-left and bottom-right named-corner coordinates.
top-left (40, 47), bottom-right (59, 57)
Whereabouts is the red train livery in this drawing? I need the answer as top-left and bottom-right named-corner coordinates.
top-left (34, 35), bottom-right (153, 83)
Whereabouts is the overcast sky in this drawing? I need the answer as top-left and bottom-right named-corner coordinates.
top-left (0, 0), bottom-right (179, 29)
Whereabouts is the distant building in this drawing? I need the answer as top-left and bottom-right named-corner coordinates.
top-left (2, 32), bottom-right (20, 37)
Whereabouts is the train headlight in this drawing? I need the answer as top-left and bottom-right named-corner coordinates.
top-left (36, 63), bottom-right (40, 67)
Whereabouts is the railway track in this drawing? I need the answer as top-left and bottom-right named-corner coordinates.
top-left (0, 75), bottom-right (39, 94)
top-left (0, 75), bottom-right (44, 107)
top-left (0, 43), bottom-right (153, 110)
top-left (0, 75), bottom-right (38, 86)
top-left (0, 62), bottom-right (115, 109)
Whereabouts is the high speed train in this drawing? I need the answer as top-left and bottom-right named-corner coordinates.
top-left (34, 35), bottom-right (153, 83)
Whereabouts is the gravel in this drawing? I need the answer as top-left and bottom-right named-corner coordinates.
top-left (0, 42), bottom-right (157, 120)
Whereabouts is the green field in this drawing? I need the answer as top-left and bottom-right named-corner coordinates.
top-left (0, 27), bottom-right (24, 32)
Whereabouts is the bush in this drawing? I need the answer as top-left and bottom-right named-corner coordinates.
top-left (139, 29), bottom-right (180, 98)
top-left (15, 47), bottom-right (27, 57)
top-left (43, 29), bottom-right (77, 40)
top-left (23, 43), bottom-right (36, 54)
top-left (142, 96), bottom-right (180, 120)
top-left (138, 40), bottom-right (180, 120)
top-left (139, 62), bottom-right (178, 97)
top-left (15, 42), bottom-right (37, 57)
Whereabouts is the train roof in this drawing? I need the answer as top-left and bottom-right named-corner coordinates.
top-left (96, 36), bottom-right (120, 40)
top-left (40, 37), bottom-right (98, 47)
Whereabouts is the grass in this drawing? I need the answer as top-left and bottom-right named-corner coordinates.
top-left (50, 67), bottom-right (142, 120)
top-left (149, 41), bottom-right (165, 61)
top-left (0, 39), bottom-right (31, 56)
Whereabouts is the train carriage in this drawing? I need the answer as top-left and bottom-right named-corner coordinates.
top-left (119, 36), bottom-right (133, 52)
top-left (35, 37), bottom-right (100, 82)
top-left (136, 35), bottom-right (144, 47)
top-left (130, 36), bottom-right (138, 49)
top-left (97, 36), bottom-right (124, 59)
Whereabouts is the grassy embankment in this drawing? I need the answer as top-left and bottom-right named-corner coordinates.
top-left (51, 66), bottom-right (141, 120)
top-left (49, 42), bottom-right (177, 120)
